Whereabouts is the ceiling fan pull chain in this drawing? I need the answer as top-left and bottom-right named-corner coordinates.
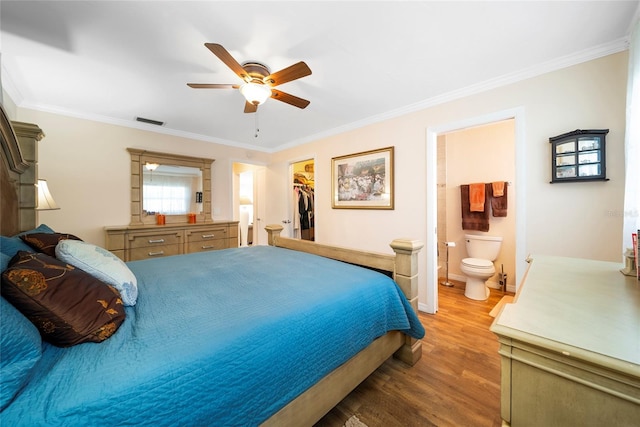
top-left (255, 110), bottom-right (260, 138)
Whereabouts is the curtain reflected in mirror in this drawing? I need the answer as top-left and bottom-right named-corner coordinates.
top-left (142, 165), bottom-right (203, 215)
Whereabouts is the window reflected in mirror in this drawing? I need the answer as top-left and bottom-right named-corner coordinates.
top-left (143, 165), bottom-right (203, 215)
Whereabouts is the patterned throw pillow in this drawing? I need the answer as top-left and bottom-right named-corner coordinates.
top-left (1, 251), bottom-right (126, 347)
top-left (20, 232), bottom-right (83, 257)
top-left (56, 240), bottom-right (138, 306)
top-left (0, 224), bottom-right (55, 266)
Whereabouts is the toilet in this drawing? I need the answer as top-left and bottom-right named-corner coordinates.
top-left (460, 234), bottom-right (503, 300)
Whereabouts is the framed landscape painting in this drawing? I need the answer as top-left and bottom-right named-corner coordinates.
top-left (331, 146), bottom-right (394, 209)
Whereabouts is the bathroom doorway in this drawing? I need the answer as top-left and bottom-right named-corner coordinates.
top-left (437, 120), bottom-right (517, 290)
top-left (233, 162), bottom-right (266, 246)
top-left (424, 108), bottom-right (526, 314)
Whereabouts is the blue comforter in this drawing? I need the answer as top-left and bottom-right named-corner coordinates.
top-left (2, 246), bottom-right (424, 426)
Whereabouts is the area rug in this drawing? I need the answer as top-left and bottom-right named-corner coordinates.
top-left (343, 415), bottom-right (368, 427)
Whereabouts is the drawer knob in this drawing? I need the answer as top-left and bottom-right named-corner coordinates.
top-left (148, 251), bottom-right (165, 257)
top-left (148, 238), bottom-right (165, 244)
top-left (202, 234), bottom-right (215, 239)
top-left (201, 245), bottom-right (215, 249)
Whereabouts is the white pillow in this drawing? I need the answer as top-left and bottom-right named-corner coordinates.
top-left (56, 240), bottom-right (138, 306)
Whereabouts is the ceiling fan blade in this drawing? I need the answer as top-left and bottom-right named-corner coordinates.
top-left (264, 62), bottom-right (312, 86)
top-left (205, 43), bottom-right (249, 81)
top-left (187, 83), bottom-right (239, 89)
top-left (270, 89), bottom-right (310, 109)
top-left (244, 102), bottom-right (258, 114)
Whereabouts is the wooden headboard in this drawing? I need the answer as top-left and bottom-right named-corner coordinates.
top-left (0, 104), bottom-right (44, 236)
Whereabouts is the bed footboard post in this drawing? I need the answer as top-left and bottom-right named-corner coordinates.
top-left (390, 238), bottom-right (424, 366)
top-left (265, 224), bottom-right (284, 246)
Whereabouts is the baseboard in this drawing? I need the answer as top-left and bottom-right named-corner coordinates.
top-left (446, 273), bottom-right (466, 282)
top-left (423, 277), bottom-right (516, 313)
top-left (441, 273), bottom-right (517, 294)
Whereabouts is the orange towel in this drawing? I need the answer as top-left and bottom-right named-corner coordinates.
top-left (492, 181), bottom-right (505, 197)
top-left (469, 183), bottom-right (485, 212)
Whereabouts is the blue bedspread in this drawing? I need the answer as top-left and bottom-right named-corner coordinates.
top-left (2, 246), bottom-right (424, 426)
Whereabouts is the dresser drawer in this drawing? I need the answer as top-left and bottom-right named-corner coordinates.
top-left (129, 244), bottom-right (182, 260)
top-left (186, 240), bottom-right (228, 253)
top-left (105, 221), bottom-right (238, 261)
top-left (128, 231), bottom-right (182, 249)
top-left (185, 227), bottom-right (228, 243)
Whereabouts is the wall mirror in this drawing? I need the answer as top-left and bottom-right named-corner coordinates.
top-left (142, 165), bottom-right (202, 215)
top-left (128, 148), bottom-right (214, 225)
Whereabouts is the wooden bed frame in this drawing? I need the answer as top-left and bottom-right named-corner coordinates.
top-left (263, 225), bottom-right (423, 426)
top-left (0, 104), bottom-right (424, 426)
top-left (0, 105), bottom-right (44, 236)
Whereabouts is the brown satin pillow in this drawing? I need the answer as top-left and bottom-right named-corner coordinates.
top-left (20, 232), bottom-right (83, 257)
top-left (1, 251), bottom-right (126, 347)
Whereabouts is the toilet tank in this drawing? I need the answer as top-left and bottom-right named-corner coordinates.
top-left (464, 234), bottom-right (503, 261)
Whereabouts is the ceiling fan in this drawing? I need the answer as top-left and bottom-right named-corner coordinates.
top-left (188, 43), bottom-right (312, 113)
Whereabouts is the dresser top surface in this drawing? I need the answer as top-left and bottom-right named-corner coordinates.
top-left (105, 221), bottom-right (238, 231)
top-left (492, 255), bottom-right (639, 368)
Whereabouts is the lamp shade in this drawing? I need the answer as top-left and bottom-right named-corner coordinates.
top-left (239, 83), bottom-right (271, 105)
top-left (36, 179), bottom-right (60, 210)
top-left (145, 162), bottom-right (159, 171)
top-left (239, 196), bottom-right (253, 206)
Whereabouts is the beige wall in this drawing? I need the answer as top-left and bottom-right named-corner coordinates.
top-left (9, 51), bottom-right (628, 310)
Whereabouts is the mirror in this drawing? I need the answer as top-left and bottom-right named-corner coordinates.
top-left (128, 148), bottom-right (214, 225)
top-left (142, 165), bottom-right (203, 215)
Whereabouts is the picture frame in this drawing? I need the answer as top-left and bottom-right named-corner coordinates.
top-left (331, 146), bottom-right (394, 209)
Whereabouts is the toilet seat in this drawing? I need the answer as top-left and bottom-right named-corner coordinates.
top-left (461, 258), bottom-right (494, 269)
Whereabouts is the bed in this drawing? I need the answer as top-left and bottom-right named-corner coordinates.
top-left (0, 105), bottom-right (424, 426)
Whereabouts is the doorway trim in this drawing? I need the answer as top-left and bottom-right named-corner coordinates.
top-left (423, 107), bottom-right (526, 314)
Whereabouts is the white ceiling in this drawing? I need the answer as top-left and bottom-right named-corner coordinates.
top-left (2, 1), bottom-right (638, 152)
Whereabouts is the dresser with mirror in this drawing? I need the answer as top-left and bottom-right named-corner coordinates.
top-left (105, 148), bottom-right (238, 261)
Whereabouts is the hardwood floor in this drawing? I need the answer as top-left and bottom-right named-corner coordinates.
top-left (315, 281), bottom-right (509, 427)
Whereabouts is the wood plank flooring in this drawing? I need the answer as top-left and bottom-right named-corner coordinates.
top-left (315, 281), bottom-right (509, 427)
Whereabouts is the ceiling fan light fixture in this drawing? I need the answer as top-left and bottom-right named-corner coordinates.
top-left (240, 82), bottom-right (271, 105)
top-left (145, 162), bottom-right (159, 172)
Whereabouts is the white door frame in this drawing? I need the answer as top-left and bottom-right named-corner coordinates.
top-left (422, 107), bottom-right (527, 314)
top-left (253, 166), bottom-right (267, 245)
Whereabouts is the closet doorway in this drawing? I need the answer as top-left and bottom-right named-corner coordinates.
top-left (292, 159), bottom-right (314, 241)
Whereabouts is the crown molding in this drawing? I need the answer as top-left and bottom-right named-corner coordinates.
top-left (275, 37), bottom-right (629, 152)
top-left (1, 63), bottom-right (25, 107)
